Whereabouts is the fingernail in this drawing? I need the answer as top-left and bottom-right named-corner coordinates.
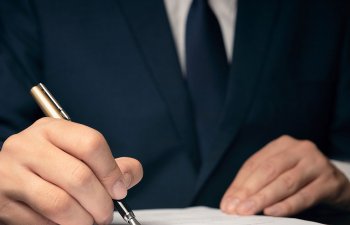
top-left (223, 198), bottom-right (240, 213)
top-left (112, 180), bottom-right (127, 199)
top-left (123, 173), bottom-right (132, 188)
top-left (237, 200), bottom-right (256, 215)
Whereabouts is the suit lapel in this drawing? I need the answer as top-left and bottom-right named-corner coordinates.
top-left (117, 0), bottom-right (281, 199)
top-left (117, 0), bottom-right (197, 145)
top-left (195, 0), bottom-right (281, 193)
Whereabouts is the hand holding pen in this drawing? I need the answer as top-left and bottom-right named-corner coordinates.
top-left (0, 83), bottom-right (142, 225)
top-left (31, 83), bottom-right (142, 225)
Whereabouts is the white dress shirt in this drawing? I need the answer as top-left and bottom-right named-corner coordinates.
top-left (164, 0), bottom-right (237, 72)
top-left (163, 0), bottom-right (350, 180)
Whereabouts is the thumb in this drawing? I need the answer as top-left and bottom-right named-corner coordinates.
top-left (115, 157), bottom-right (143, 189)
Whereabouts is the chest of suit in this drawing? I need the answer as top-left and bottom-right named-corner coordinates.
top-left (28, 0), bottom-right (345, 208)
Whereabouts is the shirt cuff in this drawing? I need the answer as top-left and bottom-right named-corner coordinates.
top-left (331, 160), bottom-right (350, 181)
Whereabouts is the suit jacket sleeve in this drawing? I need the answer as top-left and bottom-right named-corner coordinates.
top-left (0, 0), bottom-right (42, 147)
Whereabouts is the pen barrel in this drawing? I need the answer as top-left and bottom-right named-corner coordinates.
top-left (31, 86), bottom-right (64, 119)
top-left (30, 83), bottom-right (70, 120)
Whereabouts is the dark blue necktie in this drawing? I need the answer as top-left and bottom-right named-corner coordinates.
top-left (186, 0), bottom-right (229, 155)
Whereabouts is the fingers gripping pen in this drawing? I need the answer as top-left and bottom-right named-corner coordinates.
top-left (31, 83), bottom-right (141, 225)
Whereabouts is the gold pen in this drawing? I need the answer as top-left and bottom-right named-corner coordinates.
top-left (30, 83), bottom-right (141, 225)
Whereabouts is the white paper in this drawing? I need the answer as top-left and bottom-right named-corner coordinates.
top-left (111, 206), bottom-right (324, 225)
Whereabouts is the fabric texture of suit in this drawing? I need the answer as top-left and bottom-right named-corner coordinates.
top-left (0, 0), bottom-right (349, 223)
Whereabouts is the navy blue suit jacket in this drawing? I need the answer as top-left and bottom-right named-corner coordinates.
top-left (1, 0), bottom-right (350, 222)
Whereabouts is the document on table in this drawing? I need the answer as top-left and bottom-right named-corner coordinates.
top-left (111, 206), bottom-right (324, 225)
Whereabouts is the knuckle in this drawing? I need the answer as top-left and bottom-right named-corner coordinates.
top-left (261, 162), bottom-right (277, 177)
top-left (33, 117), bottom-right (52, 126)
top-left (70, 164), bottom-right (95, 188)
top-left (280, 175), bottom-right (295, 191)
top-left (2, 134), bottom-right (20, 151)
top-left (79, 129), bottom-right (106, 156)
top-left (33, 117), bottom-right (57, 130)
top-left (298, 140), bottom-right (316, 151)
top-left (274, 135), bottom-right (295, 146)
top-left (244, 160), bottom-right (257, 173)
top-left (44, 191), bottom-right (73, 216)
top-left (279, 135), bottom-right (292, 141)
top-left (51, 195), bottom-right (72, 214)
top-left (32, 118), bottom-right (62, 138)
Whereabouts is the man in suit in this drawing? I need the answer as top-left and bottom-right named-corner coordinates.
top-left (0, 0), bottom-right (350, 224)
